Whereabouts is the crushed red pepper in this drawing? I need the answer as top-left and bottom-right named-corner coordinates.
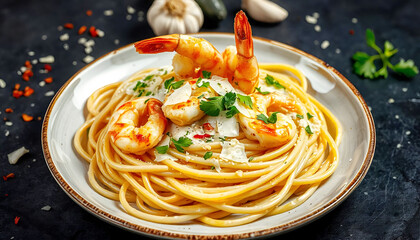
top-left (203, 123), bottom-right (214, 131)
top-left (44, 77), bottom-right (53, 84)
top-left (349, 29), bottom-right (355, 35)
top-left (63, 23), bottom-right (74, 29)
top-left (44, 64), bottom-right (52, 72)
top-left (89, 26), bottom-right (98, 37)
top-left (3, 173), bottom-right (15, 181)
top-left (5, 108), bottom-right (13, 113)
top-left (78, 26), bottom-right (87, 35)
top-left (22, 114), bottom-right (33, 122)
top-left (14, 216), bottom-right (20, 225)
top-left (193, 134), bottom-right (212, 139)
top-left (86, 10), bottom-right (93, 16)
top-left (22, 69), bottom-right (33, 81)
top-left (23, 86), bottom-right (34, 97)
top-left (24, 60), bottom-right (32, 69)
top-left (13, 90), bottom-right (23, 98)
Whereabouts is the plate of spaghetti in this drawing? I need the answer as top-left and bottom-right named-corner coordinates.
top-left (42, 11), bottom-right (375, 239)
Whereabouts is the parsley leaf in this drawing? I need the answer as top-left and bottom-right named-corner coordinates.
top-left (224, 92), bottom-right (237, 109)
top-left (248, 156), bottom-right (254, 162)
top-left (265, 74), bottom-right (285, 89)
top-left (171, 80), bottom-right (185, 90)
top-left (257, 112), bottom-right (279, 124)
top-left (203, 151), bottom-right (213, 160)
top-left (196, 77), bottom-right (210, 88)
top-left (255, 87), bottom-right (270, 95)
top-left (200, 96), bottom-right (224, 116)
top-left (225, 106), bottom-right (239, 118)
top-left (296, 114), bottom-right (304, 119)
top-left (143, 75), bottom-right (154, 81)
top-left (202, 71), bottom-right (211, 79)
top-left (237, 94), bottom-right (253, 109)
top-left (171, 136), bottom-right (193, 153)
top-left (307, 113), bottom-right (314, 120)
top-left (352, 29), bottom-right (418, 79)
top-left (305, 125), bottom-right (313, 134)
top-left (156, 145), bottom-right (169, 154)
top-left (164, 77), bottom-right (175, 89)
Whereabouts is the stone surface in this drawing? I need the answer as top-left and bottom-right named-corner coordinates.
top-left (0, 0), bottom-right (419, 239)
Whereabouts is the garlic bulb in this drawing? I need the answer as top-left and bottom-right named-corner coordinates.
top-left (241, 0), bottom-right (288, 23)
top-left (147, 0), bottom-right (204, 36)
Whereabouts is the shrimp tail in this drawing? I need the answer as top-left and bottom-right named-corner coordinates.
top-left (235, 10), bottom-right (253, 59)
top-left (134, 34), bottom-right (180, 54)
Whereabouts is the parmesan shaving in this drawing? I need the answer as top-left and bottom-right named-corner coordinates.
top-left (220, 139), bottom-right (248, 163)
top-left (8, 147), bottom-right (29, 164)
top-left (163, 82), bottom-right (192, 106)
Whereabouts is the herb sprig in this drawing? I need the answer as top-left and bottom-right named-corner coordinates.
top-left (352, 29), bottom-right (418, 79)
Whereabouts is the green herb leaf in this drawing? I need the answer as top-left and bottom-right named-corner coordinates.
top-left (211, 166), bottom-right (215, 170)
top-left (200, 96), bottom-right (224, 116)
top-left (365, 29), bottom-right (377, 49)
top-left (171, 80), bottom-right (185, 90)
top-left (237, 94), bottom-right (253, 109)
top-left (144, 98), bottom-right (150, 104)
top-left (164, 77), bottom-right (175, 89)
top-left (225, 106), bottom-right (239, 118)
top-left (223, 92), bottom-right (237, 109)
top-left (257, 112), bottom-right (279, 124)
top-left (202, 71), bottom-right (211, 79)
top-left (203, 151), bottom-right (213, 160)
top-left (255, 87), bottom-right (270, 95)
top-left (307, 113), bottom-right (314, 120)
top-left (393, 59), bottom-right (419, 78)
top-left (197, 94), bottom-right (205, 99)
top-left (257, 114), bottom-right (269, 124)
top-left (156, 145), bottom-right (169, 154)
top-left (143, 75), bottom-right (154, 81)
top-left (353, 53), bottom-right (377, 79)
top-left (296, 114), bottom-right (304, 119)
top-left (305, 125), bottom-right (313, 134)
top-left (171, 136), bottom-right (193, 153)
top-left (265, 74), bottom-right (285, 89)
top-left (248, 156), bottom-right (254, 162)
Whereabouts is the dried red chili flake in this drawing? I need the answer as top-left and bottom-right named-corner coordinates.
top-left (203, 123), bottom-right (214, 131)
top-left (44, 64), bottom-right (52, 72)
top-left (193, 134), bottom-right (212, 139)
top-left (4, 194), bottom-right (8, 197)
top-left (78, 25), bottom-right (87, 35)
top-left (5, 108), bottom-right (13, 113)
top-left (44, 77), bottom-right (53, 84)
top-left (63, 23), bottom-right (74, 29)
top-left (22, 69), bottom-right (33, 81)
top-left (89, 26), bottom-right (98, 37)
top-left (22, 114), bottom-right (33, 122)
top-left (23, 86), bottom-right (34, 97)
top-left (13, 90), bottom-right (23, 98)
top-left (24, 60), bottom-right (32, 69)
top-left (14, 83), bottom-right (20, 90)
top-left (3, 173), bottom-right (15, 181)
top-left (14, 216), bottom-right (20, 225)
top-left (349, 29), bottom-right (355, 35)
top-left (86, 10), bottom-right (93, 16)
top-left (37, 116), bottom-right (42, 121)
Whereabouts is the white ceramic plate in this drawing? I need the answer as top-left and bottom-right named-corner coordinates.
top-left (42, 33), bottom-right (375, 239)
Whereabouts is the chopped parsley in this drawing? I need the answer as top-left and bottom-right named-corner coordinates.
top-left (352, 29), bottom-right (418, 79)
top-left (199, 92), bottom-right (253, 118)
top-left (170, 80), bottom-right (185, 90)
top-left (156, 145), bottom-right (169, 154)
top-left (248, 156), bottom-right (255, 162)
top-left (203, 151), bottom-right (213, 160)
top-left (257, 112), bottom-right (280, 124)
top-left (307, 113), bottom-right (314, 120)
top-left (171, 136), bottom-right (193, 153)
top-left (265, 74), bottom-right (285, 89)
top-left (196, 77), bottom-right (210, 88)
top-left (219, 137), bottom-right (226, 142)
top-left (202, 71), bottom-right (211, 79)
top-left (197, 94), bottom-right (205, 99)
top-left (255, 87), bottom-right (270, 95)
top-left (211, 166), bottom-right (215, 170)
top-left (144, 98), bottom-right (150, 104)
top-left (237, 94), bottom-right (253, 109)
top-left (146, 91), bottom-right (152, 96)
top-left (225, 106), bottom-right (240, 118)
top-left (164, 77), bottom-right (175, 89)
top-left (296, 114), bottom-right (304, 119)
top-left (305, 125), bottom-right (313, 134)
top-left (143, 75), bottom-right (154, 81)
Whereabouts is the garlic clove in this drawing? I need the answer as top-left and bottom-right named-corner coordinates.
top-left (184, 14), bottom-right (200, 33)
top-left (242, 0), bottom-right (288, 23)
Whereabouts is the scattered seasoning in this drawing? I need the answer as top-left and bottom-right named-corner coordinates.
top-left (402, 87), bottom-right (408, 92)
top-left (39, 55), bottom-right (55, 64)
top-left (63, 23), bottom-right (74, 29)
top-left (193, 134), bottom-right (212, 139)
top-left (5, 130), bottom-right (10, 136)
top-left (5, 121), bottom-right (13, 126)
top-left (39, 81), bottom-right (46, 87)
top-left (396, 143), bottom-right (402, 148)
top-left (85, 47), bottom-right (93, 54)
top-left (203, 123), bottom-right (214, 131)
top-left (44, 77), bottom-right (53, 84)
top-left (114, 39), bottom-right (120, 45)
top-left (72, 61), bottom-right (77, 66)
top-left (314, 25), bottom-right (321, 32)
top-left (126, 15), bottom-right (132, 21)
top-left (12, 90), bottom-right (23, 98)
top-left (23, 86), bottom-right (34, 97)
top-left (395, 115), bottom-right (399, 119)
top-left (3, 173), bottom-right (15, 181)
top-left (305, 15), bottom-right (317, 24)
top-left (78, 26), bottom-right (87, 35)
top-left (388, 98), bottom-right (395, 103)
top-left (0, 79), bottom-right (6, 88)
top-left (22, 69), bottom-right (33, 81)
top-left (335, 48), bottom-right (341, 54)
top-left (349, 29), bottom-right (355, 35)
top-left (83, 55), bottom-right (94, 63)
top-left (305, 125), bottom-right (314, 134)
top-left (24, 60), bottom-right (32, 69)
top-left (5, 108), bottom-right (13, 113)
top-left (203, 151), bottom-right (213, 160)
top-left (96, 29), bottom-right (105, 38)
top-left (28, 51), bottom-right (35, 56)
top-left (351, 17), bottom-right (358, 24)
top-left (22, 114), bottom-right (33, 122)
top-left (104, 10), bottom-right (114, 16)
top-left (127, 6), bottom-right (136, 14)
top-left (31, 59), bottom-right (38, 65)
top-left (14, 216), bottom-right (20, 225)
top-left (406, 131), bottom-right (411, 135)
top-left (320, 40), bottom-right (330, 49)
top-left (41, 35), bottom-right (48, 40)
top-left (45, 91), bottom-right (55, 97)
top-left (59, 33), bottom-right (69, 41)
top-left (86, 10), bottom-right (93, 16)
top-left (89, 26), bottom-right (98, 37)
top-left (44, 64), bottom-right (52, 72)
top-left (41, 205), bottom-right (52, 211)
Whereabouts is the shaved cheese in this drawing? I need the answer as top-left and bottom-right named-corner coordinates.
top-left (220, 139), bottom-right (248, 163)
top-left (234, 101), bottom-right (252, 118)
top-left (209, 77), bottom-right (236, 96)
top-left (163, 82), bottom-right (192, 106)
top-left (211, 159), bottom-right (221, 173)
top-left (216, 114), bottom-right (239, 137)
top-left (8, 147), bottom-right (29, 164)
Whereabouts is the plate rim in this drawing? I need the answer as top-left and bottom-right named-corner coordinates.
top-left (41, 32), bottom-right (376, 239)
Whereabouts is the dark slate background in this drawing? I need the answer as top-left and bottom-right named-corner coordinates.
top-left (0, 0), bottom-right (419, 239)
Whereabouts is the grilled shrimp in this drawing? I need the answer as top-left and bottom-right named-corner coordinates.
top-left (223, 10), bottom-right (259, 94)
top-left (134, 34), bottom-right (225, 78)
top-left (238, 92), bottom-right (297, 148)
top-left (162, 80), bottom-right (215, 126)
top-left (134, 11), bottom-right (259, 94)
top-left (108, 97), bottom-right (167, 155)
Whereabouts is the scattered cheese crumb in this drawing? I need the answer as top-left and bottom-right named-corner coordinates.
top-left (363, 192), bottom-right (368, 195)
top-left (17, 70), bottom-right (21, 75)
top-left (63, 43), bottom-right (69, 50)
top-left (84, 39), bottom-right (95, 48)
top-left (78, 37), bottom-right (87, 44)
top-left (83, 55), bottom-right (94, 63)
top-left (313, 12), bottom-right (320, 18)
top-left (104, 9), bottom-right (114, 16)
top-left (395, 115), bottom-right (399, 119)
top-left (20, 66), bottom-right (27, 72)
top-left (335, 48), bottom-right (341, 54)
top-left (8, 147), bottom-right (29, 164)
top-left (96, 29), bottom-right (105, 38)
top-left (41, 35), bottom-right (48, 40)
top-left (137, 11), bottom-right (144, 22)
top-left (305, 15), bottom-right (317, 24)
top-left (31, 59), bottom-right (38, 65)
top-left (41, 205), bottom-right (52, 211)
top-left (72, 61), bottom-right (77, 66)
top-left (314, 25), bottom-right (321, 32)
top-left (402, 87), bottom-right (408, 92)
top-left (39, 69), bottom-right (48, 74)
top-left (33, 159), bottom-right (36, 162)
top-left (405, 131), bottom-right (411, 135)
top-left (388, 98), bottom-right (395, 103)
top-left (28, 51), bottom-right (35, 56)
top-left (313, 40), bottom-right (319, 45)
top-left (45, 91), bottom-right (55, 96)
top-left (392, 176), bottom-right (397, 179)
top-left (85, 47), bottom-right (93, 54)
top-left (39, 55), bottom-right (55, 64)
top-left (352, 17), bottom-right (358, 24)
top-left (368, 106), bottom-right (372, 111)
top-left (59, 33), bottom-right (69, 41)
top-left (396, 143), bottom-right (402, 148)
top-left (30, 103), bottom-right (35, 107)
top-left (39, 81), bottom-right (46, 87)
top-left (5, 130), bottom-right (10, 136)
top-left (57, 25), bottom-right (63, 31)
top-left (0, 79), bottom-right (6, 88)
top-left (5, 121), bottom-right (13, 126)
top-left (127, 6), bottom-right (136, 14)
top-left (114, 39), bottom-right (120, 45)
top-left (320, 40), bottom-right (330, 49)
top-left (126, 15), bottom-right (132, 20)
